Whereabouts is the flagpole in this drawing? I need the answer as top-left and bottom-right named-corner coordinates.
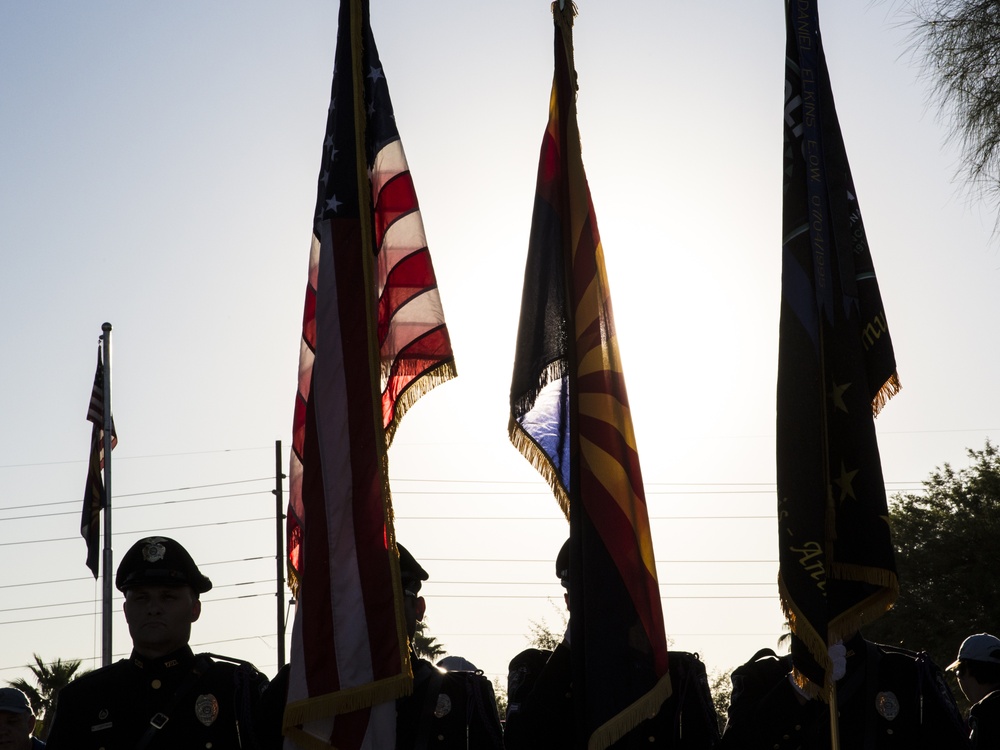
top-left (829, 687), bottom-right (840, 750)
top-left (100, 322), bottom-right (113, 667)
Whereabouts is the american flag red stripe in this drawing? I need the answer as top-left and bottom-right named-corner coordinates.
top-left (372, 140), bottom-right (453, 440)
top-left (283, 0), bottom-right (455, 746)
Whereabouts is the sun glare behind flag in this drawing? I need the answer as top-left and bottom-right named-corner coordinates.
top-left (283, 0), bottom-right (456, 746)
top-left (508, 5), bottom-right (670, 749)
top-left (777, 0), bottom-right (900, 694)
top-left (81, 347), bottom-right (116, 579)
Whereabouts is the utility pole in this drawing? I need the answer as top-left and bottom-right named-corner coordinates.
top-left (274, 439), bottom-right (287, 668)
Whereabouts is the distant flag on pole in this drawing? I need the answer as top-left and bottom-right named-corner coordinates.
top-left (508, 4), bottom-right (670, 748)
top-left (283, 0), bottom-right (456, 745)
top-left (81, 347), bottom-right (116, 578)
top-left (777, 0), bottom-right (900, 694)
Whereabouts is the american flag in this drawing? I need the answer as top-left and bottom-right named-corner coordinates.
top-left (283, 0), bottom-right (456, 746)
top-left (81, 347), bottom-right (116, 578)
top-left (508, 5), bottom-right (670, 748)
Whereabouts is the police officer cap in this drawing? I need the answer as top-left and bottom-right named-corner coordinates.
top-left (116, 536), bottom-right (213, 594)
top-left (397, 543), bottom-right (428, 594)
top-left (556, 539), bottom-right (570, 588)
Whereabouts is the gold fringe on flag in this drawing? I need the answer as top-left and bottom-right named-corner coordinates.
top-left (282, 672), bottom-right (413, 733)
top-left (508, 420), bottom-right (570, 519)
top-left (587, 672), bottom-right (672, 750)
top-left (383, 360), bottom-right (457, 448)
top-left (778, 578), bottom-right (830, 699)
top-left (871, 372), bottom-right (901, 418)
top-left (778, 564), bottom-right (900, 699)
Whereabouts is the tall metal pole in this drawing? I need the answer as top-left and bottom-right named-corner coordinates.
top-left (101, 322), bottom-right (113, 667)
top-left (274, 440), bottom-right (286, 668)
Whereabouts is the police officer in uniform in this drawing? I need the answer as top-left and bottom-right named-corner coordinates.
top-left (394, 544), bottom-right (504, 750)
top-left (504, 540), bottom-right (719, 749)
top-left (718, 632), bottom-right (970, 749)
top-left (46, 536), bottom-right (268, 749)
top-left (253, 543), bottom-right (504, 750)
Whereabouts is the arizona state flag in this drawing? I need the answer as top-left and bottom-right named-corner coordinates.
top-left (777, 0), bottom-right (900, 693)
top-left (284, 0), bottom-right (456, 746)
top-left (508, 5), bottom-right (670, 748)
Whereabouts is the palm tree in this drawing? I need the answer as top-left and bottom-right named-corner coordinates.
top-left (413, 620), bottom-right (446, 661)
top-left (7, 654), bottom-right (84, 740)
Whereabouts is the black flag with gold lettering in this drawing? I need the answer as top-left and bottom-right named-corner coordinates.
top-left (777, 0), bottom-right (900, 694)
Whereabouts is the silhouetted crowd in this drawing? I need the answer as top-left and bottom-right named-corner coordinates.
top-left (31, 536), bottom-right (999, 749)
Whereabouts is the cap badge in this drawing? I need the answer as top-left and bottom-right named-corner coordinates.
top-left (195, 694), bottom-right (219, 726)
top-left (876, 691), bottom-right (899, 721)
top-left (142, 541), bottom-right (167, 563)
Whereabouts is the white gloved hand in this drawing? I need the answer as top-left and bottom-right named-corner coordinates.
top-left (786, 640), bottom-right (847, 701)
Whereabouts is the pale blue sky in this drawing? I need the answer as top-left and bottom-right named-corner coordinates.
top-left (1, 0), bottom-right (996, 690)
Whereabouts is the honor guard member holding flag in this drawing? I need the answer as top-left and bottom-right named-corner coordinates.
top-left (718, 631), bottom-right (969, 749)
top-left (505, 540), bottom-right (719, 749)
top-left (393, 544), bottom-right (504, 750)
top-left (46, 537), bottom-right (268, 749)
top-left (252, 544), bottom-right (503, 750)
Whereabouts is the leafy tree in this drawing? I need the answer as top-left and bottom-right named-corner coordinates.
top-left (413, 619), bottom-right (446, 661)
top-left (707, 668), bottom-right (732, 733)
top-left (904, 1), bottom-right (1000, 224)
top-left (526, 617), bottom-right (564, 651)
top-left (864, 441), bottom-right (1000, 675)
top-left (7, 654), bottom-right (84, 740)
top-left (492, 677), bottom-right (508, 719)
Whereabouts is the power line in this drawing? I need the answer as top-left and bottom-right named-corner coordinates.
top-left (0, 517), bottom-right (272, 548)
top-left (423, 594), bottom-right (777, 600)
top-left (0, 447), bottom-right (274, 470)
top-left (0, 591), bottom-right (279, 627)
top-left (396, 515), bottom-right (776, 521)
top-left (0, 556), bottom-right (274, 592)
top-left (0, 474), bottom-right (932, 516)
top-left (0, 579), bottom-right (774, 618)
top-left (0, 557), bottom-right (774, 596)
top-left (1, 477), bottom-right (275, 512)
top-left (0, 491), bottom-right (274, 522)
top-left (413, 557), bottom-right (779, 564)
